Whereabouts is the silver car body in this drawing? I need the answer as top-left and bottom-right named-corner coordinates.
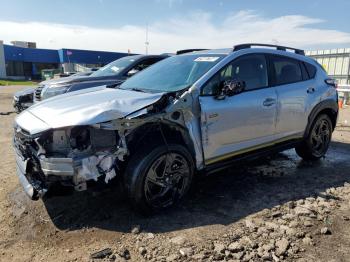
top-left (13, 47), bottom-right (338, 199)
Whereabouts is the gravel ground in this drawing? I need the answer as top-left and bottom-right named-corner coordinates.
top-left (1, 86), bottom-right (350, 262)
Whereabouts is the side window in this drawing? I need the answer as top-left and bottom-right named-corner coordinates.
top-left (201, 54), bottom-right (268, 95)
top-left (230, 54), bottom-right (268, 91)
top-left (304, 62), bottom-right (317, 79)
top-left (127, 58), bottom-right (161, 75)
top-left (201, 64), bottom-right (233, 95)
top-left (201, 71), bottom-right (222, 95)
top-left (271, 56), bottom-right (302, 85)
top-left (300, 62), bottom-right (309, 80)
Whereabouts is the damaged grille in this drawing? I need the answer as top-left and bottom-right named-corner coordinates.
top-left (14, 126), bottom-right (32, 146)
top-left (14, 126), bottom-right (35, 156)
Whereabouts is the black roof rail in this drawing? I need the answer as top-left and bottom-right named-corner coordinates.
top-left (176, 49), bottom-right (209, 55)
top-left (160, 52), bottom-right (175, 56)
top-left (233, 43), bottom-right (305, 56)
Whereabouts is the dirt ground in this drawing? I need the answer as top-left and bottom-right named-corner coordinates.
top-left (1, 86), bottom-right (350, 262)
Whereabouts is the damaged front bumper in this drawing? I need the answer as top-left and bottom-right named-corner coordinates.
top-left (13, 126), bottom-right (122, 200)
top-left (14, 147), bottom-right (119, 200)
top-left (15, 149), bottom-right (47, 200)
top-left (39, 157), bottom-right (76, 176)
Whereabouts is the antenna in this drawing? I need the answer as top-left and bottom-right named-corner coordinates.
top-left (145, 24), bottom-right (149, 55)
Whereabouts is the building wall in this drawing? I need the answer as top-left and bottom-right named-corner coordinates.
top-left (58, 48), bottom-right (131, 66)
top-left (4, 45), bottom-right (59, 63)
top-left (0, 41), bottom-right (6, 78)
top-left (306, 48), bottom-right (350, 84)
top-left (1, 43), bottom-right (133, 78)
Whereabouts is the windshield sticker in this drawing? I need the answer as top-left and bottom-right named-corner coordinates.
top-left (111, 66), bottom-right (120, 72)
top-left (194, 57), bottom-right (220, 62)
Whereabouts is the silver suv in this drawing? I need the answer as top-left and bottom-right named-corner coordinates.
top-left (13, 44), bottom-right (338, 213)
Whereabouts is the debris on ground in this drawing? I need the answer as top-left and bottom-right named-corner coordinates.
top-left (90, 248), bottom-right (113, 259)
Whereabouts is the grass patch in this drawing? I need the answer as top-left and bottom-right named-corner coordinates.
top-left (0, 80), bottom-right (38, 86)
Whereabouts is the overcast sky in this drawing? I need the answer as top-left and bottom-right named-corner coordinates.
top-left (1, 0), bottom-right (349, 54)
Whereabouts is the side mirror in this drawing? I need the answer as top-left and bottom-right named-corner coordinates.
top-left (127, 68), bottom-right (140, 77)
top-left (215, 79), bottom-right (246, 100)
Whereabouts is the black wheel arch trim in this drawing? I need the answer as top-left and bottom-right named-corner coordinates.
top-left (127, 121), bottom-right (197, 165)
top-left (304, 99), bottom-right (338, 138)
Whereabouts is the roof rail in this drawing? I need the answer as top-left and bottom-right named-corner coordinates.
top-left (233, 43), bottom-right (305, 56)
top-left (176, 49), bottom-right (209, 55)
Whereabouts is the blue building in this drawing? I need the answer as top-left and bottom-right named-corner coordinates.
top-left (0, 40), bottom-right (131, 79)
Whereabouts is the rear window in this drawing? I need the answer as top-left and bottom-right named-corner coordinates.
top-left (271, 56), bottom-right (302, 85)
top-left (304, 62), bottom-right (317, 79)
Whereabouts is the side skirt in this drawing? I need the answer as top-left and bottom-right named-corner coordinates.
top-left (203, 138), bottom-right (302, 175)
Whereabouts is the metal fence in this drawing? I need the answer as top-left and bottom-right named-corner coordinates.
top-left (306, 48), bottom-right (350, 85)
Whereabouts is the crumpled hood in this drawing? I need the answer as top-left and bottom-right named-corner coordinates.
top-left (16, 88), bottom-right (164, 134)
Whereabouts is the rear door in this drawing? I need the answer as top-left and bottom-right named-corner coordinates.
top-left (199, 54), bottom-right (278, 164)
top-left (269, 55), bottom-right (312, 139)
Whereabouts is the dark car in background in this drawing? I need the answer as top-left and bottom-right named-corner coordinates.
top-left (13, 71), bottom-right (96, 112)
top-left (33, 54), bottom-right (168, 103)
top-left (13, 87), bottom-right (35, 113)
top-left (13, 54), bottom-right (168, 112)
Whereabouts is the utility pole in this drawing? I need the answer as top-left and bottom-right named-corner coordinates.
top-left (145, 24), bottom-right (149, 55)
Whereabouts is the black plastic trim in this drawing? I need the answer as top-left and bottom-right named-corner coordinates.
top-left (203, 139), bottom-right (301, 175)
top-left (304, 99), bottom-right (339, 137)
top-left (176, 49), bottom-right (209, 55)
top-left (233, 43), bottom-right (305, 56)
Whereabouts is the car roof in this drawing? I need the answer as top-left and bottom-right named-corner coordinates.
top-left (131, 54), bottom-right (170, 60)
top-left (180, 44), bottom-right (305, 56)
top-left (181, 47), bottom-right (305, 57)
top-left (179, 45), bottom-right (316, 64)
top-left (180, 48), bottom-right (232, 55)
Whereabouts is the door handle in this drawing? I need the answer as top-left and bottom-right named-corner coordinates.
top-left (307, 87), bottom-right (315, 94)
top-left (263, 98), bottom-right (276, 107)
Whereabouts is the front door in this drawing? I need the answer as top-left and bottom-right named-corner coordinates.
top-left (199, 54), bottom-right (278, 164)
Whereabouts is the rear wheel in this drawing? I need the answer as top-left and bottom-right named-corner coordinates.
top-left (296, 114), bottom-right (333, 160)
top-left (125, 144), bottom-right (194, 214)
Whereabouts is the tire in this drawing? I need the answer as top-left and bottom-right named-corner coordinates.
top-left (124, 144), bottom-right (194, 214)
top-left (295, 114), bottom-right (333, 160)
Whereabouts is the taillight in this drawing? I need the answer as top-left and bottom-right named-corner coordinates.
top-left (325, 78), bottom-right (337, 88)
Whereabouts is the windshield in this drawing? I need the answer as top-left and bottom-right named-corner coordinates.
top-left (90, 55), bottom-right (140, 77)
top-left (119, 54), bottom-right (225, 92)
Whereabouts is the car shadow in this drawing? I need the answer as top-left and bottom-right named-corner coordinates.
top-left (41, 140), bottom-right (350, 233)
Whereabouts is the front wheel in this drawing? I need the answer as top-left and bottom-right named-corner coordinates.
top-left (296, 114), bottom-right (333, 160)
top-left (125, 144), bottom-right (194, 214)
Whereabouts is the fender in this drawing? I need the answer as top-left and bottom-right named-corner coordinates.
top-left (304, 99), bottom-right (338, 138)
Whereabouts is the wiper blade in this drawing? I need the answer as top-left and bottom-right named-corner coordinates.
top-left (106, 81), bottom-right (124, 89)
top-left (129, 88), bottom-right (146, 93)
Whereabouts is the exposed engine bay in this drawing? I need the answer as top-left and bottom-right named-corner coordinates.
top-left (13, 124), bottom-right (127, 198)
top-left (13, 90), bottom-right (201, 200)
